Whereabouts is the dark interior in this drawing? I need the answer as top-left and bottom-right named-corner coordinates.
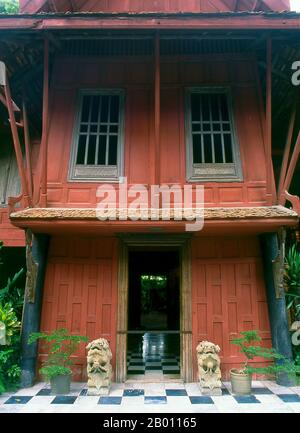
top-left (128, 249), bottom-right (180, 331)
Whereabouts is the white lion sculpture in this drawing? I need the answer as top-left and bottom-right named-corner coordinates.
top-left (86, 338), bottom-right (113, 395)
top-left (196, 341), bottom-right (222, 395)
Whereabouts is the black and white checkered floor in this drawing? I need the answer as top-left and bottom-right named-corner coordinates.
top-left (126, 333), bottom-right (180, 380)
top-left (1, 381), bottom-right (300, 413)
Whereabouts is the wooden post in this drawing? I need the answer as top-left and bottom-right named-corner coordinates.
top-left (154, 31), bottom-right (160, 185)
top-left (116, 241), bottom-right (128, 382)
top-left (20, 234), bottom-right (49, 387)
top-left (22, 101), bottom-right (33, 198)
top-left (260, 233), bottom-right (296, 386)
top-left (3, 69), bottom-right (31, 208)
top-left (180, 239), bottom-right (193, 383)
top-left (40, 38), bottom-right (49, 207)
top-left (265, 37), bottom-right (276, 204)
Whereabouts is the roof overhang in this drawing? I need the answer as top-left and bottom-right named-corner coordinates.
top-left (0, 12), bottom-right (300, 31)
top-left (9, 206), bottom-right (299, 236)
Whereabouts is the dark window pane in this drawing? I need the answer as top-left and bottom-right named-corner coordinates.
top-left (204, 135), bottom-right (212, 163)
top-left (192, 134), bottom-right (202, 163)
top-left (224, 134), bottom-right (233, 163)
top-left (108, 135), bottom-right (118, 165)
top-left (211, 94), bottom-right (220, 121)
top-left (214, 134), bottom-right (223, 163)
top-left (191, 93), bottom-right (200, 122)
top-left (220, 94), bottom-right (229, 121)
top-left (87, 135), bottom-right (96, 165)
top-left (100, 125), bottom-right (108, 133)
top-left (91, 96), bottom-right (100, 122)
top-left (90, 124), bottom-right (97, 133)
top-left (202, 94), bottom-right (210, 121)
top-left (100, 96), bottom-right (109, 122)
top-left (203, 123), bottom-right (210, 132)
top-left (213, 123), bottom-right (221, 132)
top-left (223, 122), bottom-right (230, 131)
top-left (98, 135), bottom-right (107, 165)
top-left (76, 135), bottom-right (86, 164)
top-left (81, 95), bottom-right (91, 122)
top-left (192, 123), bottom-right (200, 132)
top-left (110, 96), bottom-right (120, 123)
top-left (110, 125), bottom-right (118, 133)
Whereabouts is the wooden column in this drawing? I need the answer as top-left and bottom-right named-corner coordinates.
top-left (40, 38), bottom-right (49, 207)
top-left (20, 233), bottom-right (49, 387)
top-left (260, 233), bottom-right (296, 386)
top-left (154, 32), bottom-right (160, 185)
top-left (116, 241), bottom-right (128, 383)
top-left (180, 239), bottom-right (193, 383)
top-left (265, 38), bottom-right (276, 204)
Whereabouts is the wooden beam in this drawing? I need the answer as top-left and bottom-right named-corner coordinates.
top-left (40, 38), bottom-right (49, 207)
top-left (2, 15), bottom-right (300, 31)
top-left (23, 100), bottom-right (33, 199)
top-left (282, 128), bottom-right (300, 199)
top-left (2, 65), bottom-right (31, 208)
top-left (265, 37), bottom-right (276, 204)
top-left (278, 93), bottom-right (298, 204)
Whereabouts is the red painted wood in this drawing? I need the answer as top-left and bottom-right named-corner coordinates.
top-left (0, 209), bottom-right (25, 247)
top-left (40, 39), bottom-right (49, 207)
top-left (39, 236), bottom-right (118, 381)
top-left (44, 54), bottom-right (269, 209)
top-left (20, 0), bottom-right (290, 13)
top-left (192, 236), bottom-right (271, 380)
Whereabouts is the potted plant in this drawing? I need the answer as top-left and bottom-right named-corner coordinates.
top-left (28, 328), bottom-right (88, 395)
top-left (230, 330), bottom-right (300, 395)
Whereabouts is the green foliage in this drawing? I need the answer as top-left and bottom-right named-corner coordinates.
top-left (0, 240), bottom-right (23, 394)
top-left (28, 328), bottom-right (88, 381)
top-left (284, 244), bottom-right (300, 320)
top-left (230, 330), bottom-right (300, 377)
top-left (39, 366), bottom-right (71, 379)
top-left (0, 268), bottom-right (25, 318)
top-left (0, 302), bottom-right (21, 345)
top-left (0, 0), bottom-right (19, 13)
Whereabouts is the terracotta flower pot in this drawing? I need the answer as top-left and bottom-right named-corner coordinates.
top-left (230, 369), bottom-right (252, 395)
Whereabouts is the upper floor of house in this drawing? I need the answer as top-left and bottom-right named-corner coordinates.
top-left (1, 6), bottom-right (299, 219)
top-left (19, 0), bottom-right (291, 14)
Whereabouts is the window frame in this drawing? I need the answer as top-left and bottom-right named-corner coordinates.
top-left (69, 88), bottom-right (125, 183)
top-left (185, 87), bottom-right (243, 183)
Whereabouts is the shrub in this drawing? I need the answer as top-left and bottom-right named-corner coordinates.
top-left (28, 328), bottom-right (88, 381)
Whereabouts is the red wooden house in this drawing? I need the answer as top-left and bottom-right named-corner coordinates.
top-left (0, 0), bottom-right (300, 385)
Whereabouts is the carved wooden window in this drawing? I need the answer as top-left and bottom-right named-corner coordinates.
top-left (69, 90), bottom-right (124, 181)
top-left (185, 88), bottom-right (242, 182)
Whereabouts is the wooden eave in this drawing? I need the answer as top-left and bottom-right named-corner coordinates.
top-left (9, 206), bottom-right (299, 236)
top-left (0, 11), bottom-right (300, 31)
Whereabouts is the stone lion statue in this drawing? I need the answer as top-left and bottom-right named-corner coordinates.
top-left (86, 338), bottom-right (113, 395)
top-left (196, 341), bottom-right (222, 395)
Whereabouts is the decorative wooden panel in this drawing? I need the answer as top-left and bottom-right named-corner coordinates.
top-left (192, 236), bottom-right (271, 380)
top-left (39, 237), bottom-right (118, 381)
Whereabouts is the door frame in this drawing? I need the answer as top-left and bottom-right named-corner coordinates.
top-left (116, 234), bottom-right (192, 382)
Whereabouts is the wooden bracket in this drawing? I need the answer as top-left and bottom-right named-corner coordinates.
top-left (285, 191), bottom-right (300, 216)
